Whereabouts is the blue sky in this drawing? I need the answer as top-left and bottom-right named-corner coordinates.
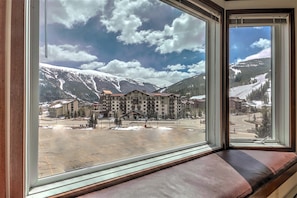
top-left (39, 0), bottom-right (271, 87)
top-left (229, 26), bottom-right (271, 64)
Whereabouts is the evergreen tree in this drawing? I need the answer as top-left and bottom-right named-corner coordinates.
top-left (93, 115), bottom-right (97, 128)
top-left (67, 110), bottom-right (70, 119)
top-left (256, 107), bottom-right (271, 138)
top-left (88, 114), bottom-right (94, 128)
top-left (198, 109), bottom-right (202, 117)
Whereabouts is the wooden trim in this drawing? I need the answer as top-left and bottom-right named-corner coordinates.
top-left (9, 0), bottom-right (25, 197)
top-left (225, 9), bottom-right (296, 152)
top-left (0, 1), bottom-right (7, 198)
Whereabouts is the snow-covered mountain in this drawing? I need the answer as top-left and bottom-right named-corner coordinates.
top-left (39, 63), bottom-right (158, 102)
top-left (162, 58), bottom-right (271, 99)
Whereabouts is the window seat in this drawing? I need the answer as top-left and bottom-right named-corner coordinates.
top-left (77, 150), bottom-right (297, 198)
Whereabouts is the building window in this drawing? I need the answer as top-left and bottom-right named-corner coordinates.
top-left (227, 9), bottom-right (295, 148)
top-left (26, 0), bottom-right (222, 196)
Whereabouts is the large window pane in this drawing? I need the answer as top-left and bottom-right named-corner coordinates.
top-left (229, 26), bottom-right (272, 141)
top-left (38, 0), bottom-right (207, 178)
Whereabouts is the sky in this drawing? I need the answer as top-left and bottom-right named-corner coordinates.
top-left (39, 0), bottom-right (271, 87)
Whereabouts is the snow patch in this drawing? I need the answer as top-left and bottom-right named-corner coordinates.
top-left (58, 79), bottom-right (65, 90)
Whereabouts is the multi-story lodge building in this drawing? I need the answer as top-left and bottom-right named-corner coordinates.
top-left (99, 90), bottom-right (181, 119)
top-left (48, 99), bottom-right (79, 118)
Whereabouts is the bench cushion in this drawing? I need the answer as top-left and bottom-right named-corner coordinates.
top-left (79, 150), bottom-right (297, 198)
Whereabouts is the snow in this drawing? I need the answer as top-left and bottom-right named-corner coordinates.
top-left (91, 76), bottom-right (100, 99)
top-left (80, 127), bottom-right (93, 130)
top-left (190, 95), bottom-right (205, 100)
top-left (229, 73), bottom-right (268, 99)
top-left (159, 88), bottom-right (167, 93)
top-left (51, 103), bottom-right (63, 108)
top-left (78, 75), bottom-right (93, 91)
top-left (111, 81), bottom-right (121, 92)
top-left (247, 100), bottom-right (271, 108)
top-left (111, 126), bottom-right (173, 131)
top-left (64, 91), bottom-right (77, 99)
top-left (113, 126), bottom-right (142, 131)
top-left (40, 63), bottom-right (155, 92)
top-left (231, 67), bottom-right (241, 75)
top-left (58, 79), bottom-right (65, 90)
top-left (44, 73), bottom-right (54, 80)
top-left (40, 63), bottom-right (126, 82)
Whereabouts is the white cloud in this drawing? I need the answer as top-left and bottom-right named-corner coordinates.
top-left (40, 44), bottom-right (98, 62)
top-left (80, 59), bottom-right (203, 87)
top-left (100, 0), bottom-right (153, 44)
top-left (244, 47), bottom-right (271, 61)
top-left (187, 61), bottom-right (205, 74)
top-left (100, 0), bottom-right (205, 54)
top-left (166, 64), bottom-right (186, 71)
top-left (42, 0), bottom-right (107, 28)
top-left (80, 61), bottom-right (105, 70)
top-left (43, 0), bottom-right (205, 54)
top-left (153, 14), bottom-right (205, 54)
top-left (250, 38), bottom-right (271, 49)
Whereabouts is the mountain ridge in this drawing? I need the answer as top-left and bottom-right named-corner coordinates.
top-left (39, 63), bottom-right (158, 102)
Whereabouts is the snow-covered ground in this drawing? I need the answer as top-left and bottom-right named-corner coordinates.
top-left (229, 73), bottom-right (268, 99)
top-left (112, 126), bottom-right (173, 131)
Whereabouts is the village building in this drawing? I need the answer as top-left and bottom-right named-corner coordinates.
top-left (48, 99), bottom-right (79, 118)
top-left (229, 97), bottom-right (247, 113)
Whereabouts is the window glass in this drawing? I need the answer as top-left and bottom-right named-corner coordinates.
top-left (229, 26), bottom-right (272, 140)
top-left (38, 0), bottom-right (207, 178)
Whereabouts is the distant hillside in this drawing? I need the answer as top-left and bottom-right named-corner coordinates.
top-left (39, 63), bottom-right (158, 102)
top-left (39, 58), bottom-right (271, 102)
top-left (229, 58), bottom-right (271, 88)
top-left (163, 58), bottom-right (271, 97)
top-left (163, 74), bottom-right (206, 97)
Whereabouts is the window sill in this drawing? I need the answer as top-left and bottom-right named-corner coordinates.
top-left (230, 142), bottom-right (287, 148)
top-left (27, 144), bottom-right (220, 198)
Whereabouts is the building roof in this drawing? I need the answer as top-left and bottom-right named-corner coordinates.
top-left (111, 94), bottom-right (125, 97)
top-left (49, 99), bottom-right (77, 109)
top-left (102, 90), bottom-right (113, 95)
top-left (50, 103), bottom-right (63, 109)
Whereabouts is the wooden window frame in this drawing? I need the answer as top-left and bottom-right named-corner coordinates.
top-left (0, 0), bottom-right (26, 197)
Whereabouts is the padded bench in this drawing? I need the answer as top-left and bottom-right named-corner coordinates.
top-left (78, 150), bottom-right (297, 198)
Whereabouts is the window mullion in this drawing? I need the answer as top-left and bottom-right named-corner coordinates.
top-left (26, 0), bottom-right (40, 192)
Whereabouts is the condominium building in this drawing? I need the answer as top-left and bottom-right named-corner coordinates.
top-left (99, 90), bottom-right (181, 119)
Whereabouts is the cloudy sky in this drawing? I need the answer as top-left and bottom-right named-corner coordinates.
top-left (230, 26), bottom-right (271, 64)
top-left (39, 0), bottom-right (271, 87)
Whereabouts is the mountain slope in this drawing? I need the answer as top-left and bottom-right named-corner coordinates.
top-left (163, 58), bottom-right (271, 98)
top-left (39, 63), bottom-right (158, 102)
top-left (163, 73), bottom-right (206, 96)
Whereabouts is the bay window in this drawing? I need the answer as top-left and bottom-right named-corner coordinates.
top-left (26, 0), bottom-right (222, 196)
top-left (23, 2), bottom-right (296, 198)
